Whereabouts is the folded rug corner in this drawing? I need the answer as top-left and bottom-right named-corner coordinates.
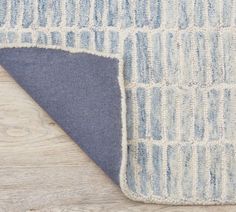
top-left (0, 0), bottom-right (236, 205)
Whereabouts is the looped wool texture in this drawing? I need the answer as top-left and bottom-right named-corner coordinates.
top-left (0, 0), bottom-right (236, 205)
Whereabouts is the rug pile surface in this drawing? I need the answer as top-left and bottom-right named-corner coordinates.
top-left (0, 0), bottom-right (236, 204)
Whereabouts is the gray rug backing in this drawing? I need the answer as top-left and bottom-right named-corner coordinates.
top-left (0, 48), bottom-right (121, 184)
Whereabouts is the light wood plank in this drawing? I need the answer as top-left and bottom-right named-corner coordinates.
top-left (0, 68), bottom-right (13, 82)
top-left (0, 66), bottom-right (236, 211)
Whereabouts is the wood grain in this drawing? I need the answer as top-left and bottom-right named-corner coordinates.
top-left (0, 66), bottom-right (236, 211)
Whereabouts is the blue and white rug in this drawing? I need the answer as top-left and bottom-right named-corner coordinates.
top-left (0, 0), bottom-right (236, 204)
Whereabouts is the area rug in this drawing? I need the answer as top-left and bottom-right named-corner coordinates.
top-left (0, 0), bottom-right (236, 205)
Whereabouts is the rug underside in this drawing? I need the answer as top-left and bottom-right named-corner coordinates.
top-left (0, 48), bottom-right (122, 185)
top-left (0, 0), bottom-right (236, 205)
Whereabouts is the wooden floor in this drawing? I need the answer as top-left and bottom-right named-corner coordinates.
top-left (0, 66), bottom-right (236, 212)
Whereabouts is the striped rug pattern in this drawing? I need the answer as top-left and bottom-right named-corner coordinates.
top-left (0, 0), bottom-right (236, 204)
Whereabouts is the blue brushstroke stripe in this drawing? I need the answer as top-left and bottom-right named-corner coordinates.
top-left (223, 32), bottom-right (235, 83)
top-left (166, 32), bottom-right (179, 84)
top-left (167, 145), bottom-right (179, 197)
top-left (136, 32), bottom-right (149, 83)
top-left (210, 145), bottom-right (222, 199)
top-left (181, 145), bottom-right (193, 198)
top-left (194, 0), bottom-right (204, 27)
top-left (37, 32), bottom-right (48, 44)
top-left (127, 144), bottom-right (136, 192)
top-left (66, 0), bottom-right (76, 27)
top-left (109, 31), bottom-right (119, 54)
top-left (210, 32), bottom-right (222, 84)
top-left (166, 89), bottom-right (177, 141)
top-left (179, 0), bottom-right (189, 29)
top-left (195, 32), bottom-right (207, 85)
top-left (150, 0), bottom-right (161, 28)
top-left (225, 144), bottom-right (236, 199)
top-left (95, 31), bottom-right (104, 51)
top-left (222, 0), bottom-right (233, 27)
top-left (135, 0), bottom-right (148, 27)
top-left (121, 0), bottom-right (133, 27)
top-left (123, 36), bottom-right (133, 82)
top-left (181, 32), bottom-right (192, 84)
top-left (152, 145), bottom-right (163, 195)
top-left (152, 33), bottom-right (163, 83)
top-left (21, 32), bottom-right (32, 43)
top-left (51, 31), bottom-right (61, 45)
top-left (194, 89), bottom-right (205, 140)
top-left (22, 0), bottom-right (34, 28)
top-left (138, 143), bottom-right (148, 195)
top-left (166, 0), bottom-right (177, 28)
top-left (208, 89), bottom-right (220, 140)
top-left (107, 0), bottom-right (118, 26)
top-left (80, 31), bottom-right (90, 49)
top-left (151, 87), bottom-right (162, 140)
top-left (66, 31), bottom-right (75, 47)
top-left (7, 32), bottom-right (17, 43)
top-left (94, 0), bottom-right (104, 27)
top-left (51, 0), bottom-right (61, 27)
top-left (180, 89), bottom-right (192, 142)
top-left (224, 89), bottom-right (236, 140)
top-left (79, 0), bottom-right (90, 27)
top-left (0, 0), bottom-right (7, 27)
top-left (137, 87), bottom-right (146, 139)
top-left (197, 145), bottom-right (207, 200)
top-left (126, 89), bottom-right (133, 140)
top-left (38, 0), bottom-right (48, 27)
top-left (11, 0), bottom-right (20, 27)
top-left (208, 0), bottom-right (219, 27)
